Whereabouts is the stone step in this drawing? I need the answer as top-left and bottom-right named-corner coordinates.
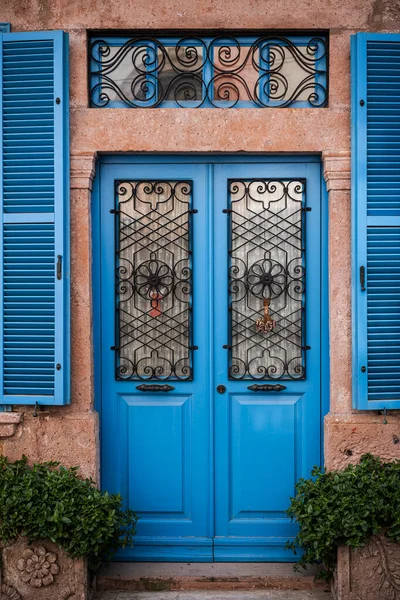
top-left (97, 563), bottom-right (327, 593)
top-left (95, 591), bottom-right (332, 600)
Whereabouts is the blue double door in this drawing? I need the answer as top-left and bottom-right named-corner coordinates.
top-left (98, 156), bottom-right (323, 562)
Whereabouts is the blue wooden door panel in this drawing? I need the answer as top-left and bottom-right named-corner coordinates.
top-left (98, 157), bottom-right (322, 562)
top-left (213, 162), bottom-right (321, 561)
top-left (100, 162), bottom-right (213, 561)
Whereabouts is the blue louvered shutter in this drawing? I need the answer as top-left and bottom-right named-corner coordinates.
top-left (0, 31), bottom-right (70, 405)
top-left (352, 33), bottom-right (400, 409)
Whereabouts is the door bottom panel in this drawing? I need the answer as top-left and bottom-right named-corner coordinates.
top-left (213, 538), bottom-right (296, 562)
top-left (116, 537), bottom-right (213, 562)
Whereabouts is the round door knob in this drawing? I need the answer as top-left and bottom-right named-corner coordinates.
top-left (217, 385), bottom-right (226, 394)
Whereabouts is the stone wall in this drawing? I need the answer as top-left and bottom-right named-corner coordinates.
top-left (1, 0), bottom-right (400, 481)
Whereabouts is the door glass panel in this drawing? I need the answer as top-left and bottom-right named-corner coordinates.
top-left (228, 179), bottom-right (305, 379)
top-left (115, 180), bottom-right (193, 380)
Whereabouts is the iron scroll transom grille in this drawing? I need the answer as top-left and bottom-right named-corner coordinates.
top-left (115, 180), bottom-right (194, 380)
top-left (89, 33), bottom-right (327, 109)
top-left (228, 179), bottom-right (306, 380)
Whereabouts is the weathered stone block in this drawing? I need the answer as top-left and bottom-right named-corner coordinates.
top-left (332, 534), bottom-right (400, 599)
top-left (1, 537), bottom-right (91, 600)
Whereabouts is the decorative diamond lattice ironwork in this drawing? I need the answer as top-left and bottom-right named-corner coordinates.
top-left (115, 180), bottom-right (193, 380)
top-left (89, 34), bottom-right (327, 108)
top-left (228, 179), bottom-right (306, 379)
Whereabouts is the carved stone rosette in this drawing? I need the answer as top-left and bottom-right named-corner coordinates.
top-left (17, 545), bottom-right (60, 588)
top-left (1, 537), bottom-right (89, 599)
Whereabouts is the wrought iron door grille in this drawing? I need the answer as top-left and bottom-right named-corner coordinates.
top-left (89, 33), bottom-right (327, 108)
top-left (227, 179), bottom-right (306, 380)
top-left (115, 180), bottom-right (194, 380)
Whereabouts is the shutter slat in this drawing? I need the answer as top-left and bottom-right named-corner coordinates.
top-left (0, 31), bottom-right (70, 405)
top-left (366, 226), bottom-right (400, 403)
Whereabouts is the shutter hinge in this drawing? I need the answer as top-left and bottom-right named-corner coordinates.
top-left (302, 207), bottom-right (312, 212)
top-left (56, 255), bottom-right (62, 280)
top-left (360, 266), bottom-right (366, 291)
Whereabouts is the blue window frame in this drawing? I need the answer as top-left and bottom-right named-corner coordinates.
top-left (89, 32), bottom-right (328, 109)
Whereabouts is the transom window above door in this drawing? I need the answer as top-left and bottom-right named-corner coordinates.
top-left (89, 32), bottom-right (328, 108)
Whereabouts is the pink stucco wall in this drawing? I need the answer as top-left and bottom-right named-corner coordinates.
top-left (1, 0), bottom-right (400, 480)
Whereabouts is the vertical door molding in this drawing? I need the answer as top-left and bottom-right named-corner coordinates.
top-left (322, 151), bottom-right (351, 415)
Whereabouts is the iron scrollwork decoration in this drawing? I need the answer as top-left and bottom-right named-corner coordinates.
top-left (89, 33), bottom-right (327, 109)
top-left (228, 179), bottom-right (306, 380)
top-left (115, 180), bottom-right (194, 380)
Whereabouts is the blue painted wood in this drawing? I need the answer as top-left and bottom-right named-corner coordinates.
top-left (99, 162), bottom-right (213, 561)
top-left (352, 33), bottom-right (400, 410)
top-left (0, 24), bottom-right (10, 33)
top-left (213, 161), bottom-right (321, 561)
top-left (96, 156), bottom-right (323, 562)
top-left (0, 31), bottom-right (70, 405)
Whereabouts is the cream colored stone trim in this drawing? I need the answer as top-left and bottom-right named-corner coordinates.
top-left (70, 152), bottom-right (98, 191)
top-left (322, 151), bottom-right (351, 192)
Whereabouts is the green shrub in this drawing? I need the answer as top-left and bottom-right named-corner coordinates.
top-left (287, 453), bottom-right (400, 580)
top-left (0, 455), bottom-right (136, 571)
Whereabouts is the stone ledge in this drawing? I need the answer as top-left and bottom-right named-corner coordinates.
top-left (324, 415), bottom-right (400, 470)
top-left (0, 412), bottom-right (23, 439)
top-left (97, 563), bottom-right (327, 593)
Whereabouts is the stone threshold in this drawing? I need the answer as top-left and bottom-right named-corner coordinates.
top-left (95, 591), bottom-right (332, 599)
top-left (97, 563), bottom-right (327, 593)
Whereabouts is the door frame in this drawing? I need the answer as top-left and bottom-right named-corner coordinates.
top-left (91, 153), bottom-right (330, 554)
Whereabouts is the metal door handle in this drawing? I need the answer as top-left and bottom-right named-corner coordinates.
top-left (136, 384), bottom-right (175, 392)
top-left (247, 384), bottom-right (286, 392)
